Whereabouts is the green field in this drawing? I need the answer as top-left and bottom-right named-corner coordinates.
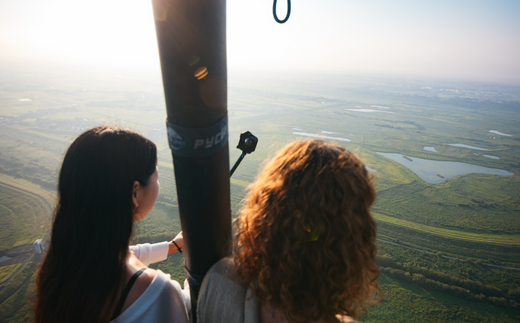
top-left (373, 212), bottom-right (520, 245)
top-left (365, 273), bottom-right (520, 323)
top-left (0, 262), bottom-right (38, 323)
top-left (0, 180), bottom-right (50, 322)
top-left (0, 205), bottom-right (15, 253)
top-left (0, 265), bottom-right (21, 285)
top-left (0, 184), bottom-right (51, 253)
top-left (0, 65), bottom-right (519, 322)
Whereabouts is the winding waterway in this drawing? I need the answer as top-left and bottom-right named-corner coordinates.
top-left (377, 152), bottom-right (514, 184)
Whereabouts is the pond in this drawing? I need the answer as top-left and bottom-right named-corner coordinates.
top-left (377, 152), bottom-right (514, 184)
top-left (292, 132), bottom-right (351, 142)
top-left (489, 130), bottom-right (512, 137)
top-left (345, 109), bottom-right (395, 114)
top-left (423, 146), bottom-right (437, 152)
top-left (449, 143), bottom-right (488, 151)
top-left (0, 256), bottom-right (12, 263)
top-left (321, 131), bottom-right (340, 134)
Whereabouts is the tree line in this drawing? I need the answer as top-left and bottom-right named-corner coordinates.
top-left (377, 255), bottom-right (520, 309)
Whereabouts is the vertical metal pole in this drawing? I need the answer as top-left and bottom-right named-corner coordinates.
top-left (150, 0), bottom-right (230, 321)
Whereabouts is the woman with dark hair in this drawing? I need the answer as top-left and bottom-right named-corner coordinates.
top-left (198, 140), bottom-right (380, 323)
top-left (35, 126), bottom-right (188, 323)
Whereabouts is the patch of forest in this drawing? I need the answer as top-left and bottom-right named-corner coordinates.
top-left (377, 221), bottom-right (520, 266)
top-left (366, 273), bottom-right (520, 323)
top-left (376, 242), bottom-right (520, 309)
top-left (374, 177), bottom-right (520, 235)
top-left (0, 153), bottom-right (56, 192)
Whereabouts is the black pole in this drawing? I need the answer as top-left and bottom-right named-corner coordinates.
top-left (150, 0), bottom-right (230, 321)
top-left (229, 153), bottom-right (245, 177)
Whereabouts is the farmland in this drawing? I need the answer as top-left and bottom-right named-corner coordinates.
top-left (0, 63), bottom-right (519, 322)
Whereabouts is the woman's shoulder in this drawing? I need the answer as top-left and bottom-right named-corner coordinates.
top-left (143, 270), bottom-right (189, 313)
top-left (207, 257), bottom-right (235, 277)
top-left (113, 270), bottom-right (188, 323)
top-left (200, 257), bottom-right (242, 296)
top-left (153, 269), bottom-right (184, 295)
top-left (198, 258), bottom-right (257, 323)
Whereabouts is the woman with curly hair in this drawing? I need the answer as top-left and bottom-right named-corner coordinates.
top-left (198, 140), bottom-right (380, 323)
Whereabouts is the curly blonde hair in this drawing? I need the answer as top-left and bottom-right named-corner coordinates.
top-left (234, 140), bottom-right (380, 322)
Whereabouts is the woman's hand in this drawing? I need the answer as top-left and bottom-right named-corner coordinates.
top-left (168, 231), bottom-right (184, 254)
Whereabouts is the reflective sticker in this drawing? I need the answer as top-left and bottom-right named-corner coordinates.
top-left (166, 115), bottom-right (228, 158)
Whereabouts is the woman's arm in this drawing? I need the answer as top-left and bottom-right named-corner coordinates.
top-left (129, 242), bottom-right (169, 266)
top-left (129, 232), bottom-right (184, 266)
top-left (168, 232), bottom-right (184, 254)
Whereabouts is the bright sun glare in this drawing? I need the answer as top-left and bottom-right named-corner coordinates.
top-left (29, 0), bottom-right (158, 67)
top-left (1, 0), bottom-right (519, 81)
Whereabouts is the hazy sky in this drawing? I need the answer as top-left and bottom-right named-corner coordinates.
top-left (1, 0), bottom-right (519, 83)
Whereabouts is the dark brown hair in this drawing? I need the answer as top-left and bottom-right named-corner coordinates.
top-left (35, 126), bottom-right (157, 323)
top-left (234, 140), bottom-right (380, 322)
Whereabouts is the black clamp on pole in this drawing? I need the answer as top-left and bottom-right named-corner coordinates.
top-left (230, 131), bottom-right (258, 177)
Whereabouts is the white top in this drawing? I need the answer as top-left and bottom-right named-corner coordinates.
top-left (111, 270), bottom-right (189, 323)
top-left (108, 242), bottom-right (190, 323)
top-left (199, 258), bottom-right (357, 323)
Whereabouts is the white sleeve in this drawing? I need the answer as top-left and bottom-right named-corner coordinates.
top-left (129, 241), bottom-right (169, 266)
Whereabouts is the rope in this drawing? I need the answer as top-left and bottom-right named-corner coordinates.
top-left (273, 0), bottom-right (291, 24)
